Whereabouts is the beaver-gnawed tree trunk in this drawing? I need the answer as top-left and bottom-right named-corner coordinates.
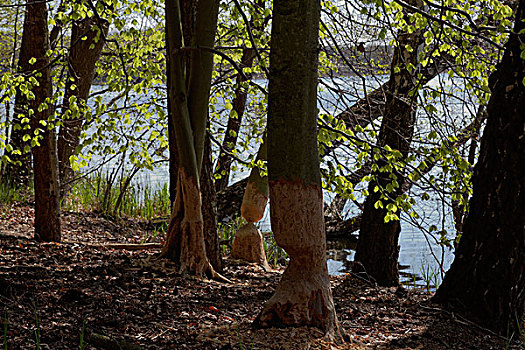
top-left (353, 0), bottom-right (422, 286)
top-left (161, 0), bottom-right (222, 277)
top-left (240, 134), bottom-right (267, 223)
top-left (25, 0), bottom-right (61, 242)
top-left (57, 16), bottom-right (108, 196)
top-left (252, 0), bottom-right (341, 340)
top-left (433, 0), bottom-right (525, 334)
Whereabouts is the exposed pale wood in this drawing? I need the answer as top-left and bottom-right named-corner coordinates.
top-left (231, 223), bottom-right (270, 270)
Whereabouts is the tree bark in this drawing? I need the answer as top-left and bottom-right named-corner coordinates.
top-left (433, 0), bottom-right (525, 334)
top-left (57, 16), bottom-right (108, 195)
top-left (200, 131), bottom-right (222, 271)
top-left (353, 1), bottom-right (422, 286)
top-left (167, 0), bottom-right (192, 207)
top-left (253, 0), bottom-right (341, 339)
top-left (213, 0), bottom-right (265, 192)
top-left (25, 0), bottom-right (61, 241)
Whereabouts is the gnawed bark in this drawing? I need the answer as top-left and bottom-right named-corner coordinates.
top-left (254, 0), bottom-right (341, 337)
top-left (240, 180), bottom-right (268, 222)
top-left (162, 0), bottom-right (224, 280)
top-left (231, 222), bottom-right (269, 270)
top-left (254, 181), bottom-right (340, 338)
top-left (240, 138), bottom-right (268, 222)
top-left (161, 169), bottom-right (210, 275)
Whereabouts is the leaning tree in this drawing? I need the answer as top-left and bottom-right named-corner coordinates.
top-left (252, 0), bottom-right (341, 340)
top-left (433, 0), bottom-right (525, 333)
top-left (353, 0), bottom-right (423, 286)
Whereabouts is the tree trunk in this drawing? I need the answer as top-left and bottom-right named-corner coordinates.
top-left (2, 5), bottom-right (33, 185)
top-left (161, 0), bottom-right (221, 278)
top-left (167, 0), bottom-right (192, 207)
top-left (320, 52), bottom-right (448, 158)
top-left (433, 0), bottom-right (525, 334)
top-left (217, 177), bottom-right (247, 222)
top-left (165, 0), bottom-right (221, 272)
top-left (253, 0), bottom-right (341, 339)
top-left (214, 48), bottom-right (256, 192)
top-left (25, 0), bottom-right (61, 241)
top-left (353, 1), bottom-right (421, 286)
top-left (57, 16), bottom-right (108, 195)
top-left (200, 131), bottom-right (222, 271)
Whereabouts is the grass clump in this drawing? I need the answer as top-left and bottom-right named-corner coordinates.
top-left (63, 171), bottom-right (170, 221)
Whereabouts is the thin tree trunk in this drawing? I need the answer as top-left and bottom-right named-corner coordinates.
top-left (25, 0), bottom-right (61, 241)
top-left (354, 0), bottom-right (422, 286)
top-left (57, 16), bottom-right (108, 196)
top-left (253, 0), bottom-right (341, 339)
top-left (3, 5), bottom-right (33, 185)
top-left (213, 0), bottom-right (265, 192)
top-left (214, 48), bottom-right (256, 192)
top-left (434, 0), bottom-right (525, 333)
top-left (167, 0), bottom-right (192, 207)
top-left (185, 0), bottom-right (218, 172)
top-left (201, 131), bottom-right (222, 271)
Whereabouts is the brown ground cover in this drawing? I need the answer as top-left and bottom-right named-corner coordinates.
top-left (0, 204), bottom-right (519, 349)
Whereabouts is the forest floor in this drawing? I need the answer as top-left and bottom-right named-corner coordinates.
top-left (0, 203), bottom-right (521, 350)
